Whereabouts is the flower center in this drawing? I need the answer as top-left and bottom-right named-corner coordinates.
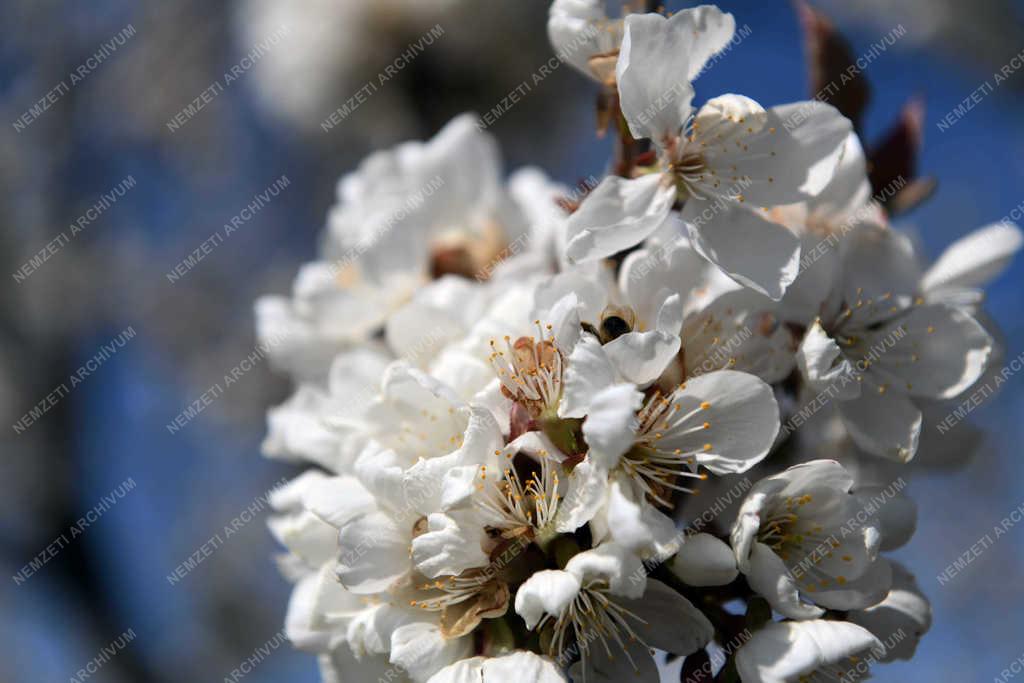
top-left (429, 221), bottom-right (510, 281)
top-left (409, 570), bottom-right (511, 638)
top-left (757, 496), bottom-right (855, 594)
top-left (543, 582), bottom-right (651, 674)
top-left (489, 323), bottom-right (564, 419)
top-left (671, 150), bottom-right (710, 196)
top-left (627, 389), bottom-right (710, 507)
top-left (475, 451), bottom-right (561, 542)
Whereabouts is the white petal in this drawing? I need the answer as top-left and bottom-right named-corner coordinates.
top-left (620, 240), bottom-right (707, 327)
top-left (867, 304), bottom-right (992, 400)
top-left (555, 457), bottom-right (610, 533)
top-left (544, 292), bottom-right (584, 354)
top-left (806, 131), bottom-right (872, 220)
top-left (565, 175), bottom-right (676, 264)
top-left (565, 543), bottom-right (646, 599)
top-left (514, 569), bottom-right (582, 629)
top-left (731, 490), bottom-right (769, 573)
top-left (847, 562), bottom-right (931, 662)
top-left (285, 569), bottom-right (340, 651)
top-left (796, 320), bottom-right (861, 400)
top-left (425, 656), bottom-right (484, 683)
top-left (402, 406), bottom-right (503, 514)
top-left (853, 487), bottom-right (917, 551)
top-left (569, 640), bottom-right (659, 683)
top-left (692, 96), bottom-right (851, 206)
top-left (602, 329), bottom-right (680, 386)
top-left (735, 620), bottom-right (882, 683)
top-left (617, 579), bottom-right (713, 655)
top-left (386, 298), bottom-right (468, 369)
top-left (780, 229), bottom-right (844, 323)
top-left (431, 350), bottom-right (498, 405)
top-left (268, 509), bottom-right (338, 569)
top-left (480, 651), bottom-right (566, 683)
top-left (262, 386), bottom-right (343, 469)
top-left (390, 621), bottom-right (473, 683)
top-left (617, 7), bottom-right (735, 141)
top-left (533, 272), bottom-right (609, 333)
top-left (746, 541), bottom-right (824, 620)
top-left (336, 511), bottom-right (409, 594)
top-left (303, 475), bottom-right (377, 529)
top-left (839, 388), bottom-right (922, 462)
top-left (422, 114), bottom-right (502, 228)
top-left (269, 469), bottom-right (329, 513)
top-left (839, 225), bottom-right (920, 321)
top-left (659, 370), bottom-right (779, 475)
top-left (327, 345), bottom-right (392, 404)
top-left (319, 647), bottom-right (398, 683)
top-left (922, 221), bottom-right (1023, 293)
top-left (353, 443), bottom-right (408, 513)
top-left (600, 474), bottom-right (679, 557)
top-left (684, 202), bottom-right (800, 301)
top-left (655, 292), bottom-right (685, 336)
top-left (254, 294), bottom-right (351, 381)
top-left (581, 383), bottom-right (644, 467)
top-left (411, 511), bottom-right (490, 578)
top-left (764, 101), bottom-right (853, 199)
top-left (766, 459), bottom-right (855, 496)
top-left (683, 284), bottom-right (796, 383)
top-left (669, 532), bottom-right (738, 587)
top-left (547, 0), bottom-right (611, 80)
top-left (430, 651), bottom-right (568, 683)
top-left (813, 555), bottom-right (893, 612)
top-left (347, 602), bottom-right (411, 657)
top-left (560, 333), bottom-right (617, 418)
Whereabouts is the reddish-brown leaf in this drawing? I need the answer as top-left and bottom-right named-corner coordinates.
top-left (795, 0), bottom-right (871, 131)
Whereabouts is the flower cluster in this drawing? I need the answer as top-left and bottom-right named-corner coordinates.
top-left (257, 3), bottom-right (1021, 681)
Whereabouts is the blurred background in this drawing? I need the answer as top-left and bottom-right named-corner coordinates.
top-left (1, 1), bottom-right (1022, 681)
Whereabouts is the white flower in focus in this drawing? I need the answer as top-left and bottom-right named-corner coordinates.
top-left (514, 543), bottom-right (713, 682)
top-left (731, 460), bottom-right (893, 619)
top-left (565, 7), bottom-right (852, 300)
top-left (735, 619), bottom-right (883, 683)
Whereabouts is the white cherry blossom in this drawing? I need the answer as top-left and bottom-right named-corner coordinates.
top-left (514, 543), bottom-right (713, 682)
top-left (565, 7), bottom-right (852, 300)
top-left (735, 619), bottom-right (884, 683)
top-left (731, 460), bottom-right (894, 618)
top-left (254, 4), bottom-right (1022, 680)
top-left (793, 225), bottom-right (993, 461)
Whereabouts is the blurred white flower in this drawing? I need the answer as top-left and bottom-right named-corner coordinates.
top-left (236, 0), bottom-right (458, 131)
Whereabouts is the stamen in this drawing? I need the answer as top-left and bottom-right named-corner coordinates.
top-left (489, 332), bottom-right (564, 418)
top-left (539, 580), bottom-right (652, 676)
top-left (475, 452), bottom-right (561, 538)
